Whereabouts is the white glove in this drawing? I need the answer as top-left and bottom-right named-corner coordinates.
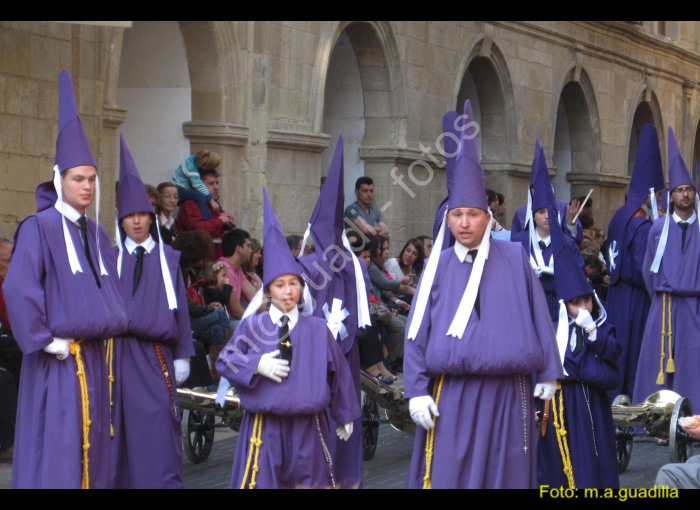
top-left (534, 381), bottom-right (557, 401)
top-left (575, 308), bottom-right (596, 334)
top-left (336, 423), bottom-right (353, 441)
top-left (215, 378), bottom-right (231, 408)
top-left (256, 349), bottom-right (290, 383)
top-left (43, 337), bottom-right (73, 360)
top-left (174, 358), bottom-right (190, 386)
top-left (535, 266), bottom-right (554, 277)
top-left (409, 395), bottom-right (439, 431)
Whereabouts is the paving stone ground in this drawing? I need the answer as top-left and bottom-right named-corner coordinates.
top-left (0, 409), bottom-right (686, 489)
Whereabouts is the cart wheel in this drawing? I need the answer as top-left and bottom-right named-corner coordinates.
top-left (182, 408), bottom-right (215, 464)
top-left (670, 397), bottom-right (693, 464)
top-left (615, 427), bottom-right (633, 474)
top-left (612, 394), bottom-right (633, 473)
top-left (362, 393), bottom-right (380, 461)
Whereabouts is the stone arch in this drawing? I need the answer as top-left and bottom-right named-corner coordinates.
top-left (626, 83), bottom-right (664, 176)
top-left (452, 38), bottom-right (516, 164)
top-left (550, 66), bottom-right (602, 201)
top-left (311, 21), bottom-right (407, 146)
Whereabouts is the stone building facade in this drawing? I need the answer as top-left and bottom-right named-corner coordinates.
top-left (2, 21), bottom-right (700, 252)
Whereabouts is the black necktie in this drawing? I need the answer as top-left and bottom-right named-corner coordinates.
top-left (78, 215), bottom-right (101, 288)
top-left (539, 240), bottom-right (547, 252)
top-left (278, 315), bottom-right (292, 363)
top-left (679, 222), bottom-right (689, 252)
top-left (132, 246), bottom-right (146, 296)
top-left (467, 249), bottom-right (480, 319)
top-left (572, 325), bottom-right (585, 356)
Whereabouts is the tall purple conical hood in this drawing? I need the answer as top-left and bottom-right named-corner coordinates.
top-left (668, 126), bottom-right (693, 192)
top-left (626, 124), bottom-right (665, 216)
top-left (55, 70), bottom-right (97, 173)
top-left (308, 136), bottom-right (344, 247)
top-left (117, 133), bottom-right (159, 238)
top-left (263, 188), bottom-right (302, 289)
top-left (531, 146), bottom-right (556, 213)
top-left (551, 207), bottom-right (592, 303)
top-left (448, 99), bottom-right (488, 211)
top-left (530, 137), bottom-right (545, 186)
top-left (36, 70), bottom-right (98, 212)
top-left (432, 110), bottom-right (462, 246)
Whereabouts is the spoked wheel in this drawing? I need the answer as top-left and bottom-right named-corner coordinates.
top-left (362, 393), bottom-right (380, 461)
top-left (670, 397), bottom-right (694, 464)
top-left (182, 408), bottom-right (216, 464)
top-left (612, 394), bottom-right (633, 473)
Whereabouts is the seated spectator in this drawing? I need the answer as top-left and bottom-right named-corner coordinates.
top-left (286, 234), bottom-right (303, 258)
top-left (242, 238), bottom-right (262, 276)
top-left (303, 236), bottom-right (315, 256)
top-left (584, 254), bottom-right (610, 304)
top-left (218, 229), bottom-right (263, 320)
top-left (344, 176), bottom-right (389, 238)
top-left (145, 184), bottom-right (159, 214)
top-left (172, 231), bottom-right (233, 377)
top-left (366, 235), bottom-right (411, 371)
top-left (580, 214), bottom-right (594, 230)
top-left (0, 237), bottom-right (19, 463)
top-left (175, 167), bottom-right (235, 261)
top-left (352, 240), bottom-right (393, 383)
top-left (496, 192), bottom-right (507, 227)
top-left (384, 238), bottom-right (423, 303)
top-left (156, 181), bottom-right (179, 245)
top-left (416, 235), bottom-right (433, 258)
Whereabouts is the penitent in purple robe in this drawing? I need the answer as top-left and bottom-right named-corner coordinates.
top-left (216, 312), bottom-right (361, 489)
top-left (511, 230), bottom-right (587, 322)
top-left (4, 207), bottom-right (127, 488)
top-left (604, 213), bottom-right (652, 400)
top-left (537, 321), bottom-right (620, 489)
top-left (511, 201), bottom-right (583, 244)
top-left (110, 241), bottom-right (194, 488)
top-left (633, 217), bottom-right (700, 406)
top-left (404, 241), bottom-right (563, 489)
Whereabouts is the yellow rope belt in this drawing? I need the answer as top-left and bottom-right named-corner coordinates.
top-left (240, 412), bottom-right (264, 489)
top-left (657, 292), bottom-right (675, 385)
top-left (105, 338), bottom-right (115, 437)
top-left (551, 382), bottom-right (575, 489)
top-left (423, 374), bottom-right (445, 489)
top-left (69, 339), bottom-right (91, 489)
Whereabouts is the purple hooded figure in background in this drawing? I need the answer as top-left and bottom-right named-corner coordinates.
top-left (4, 70), bottom-right (127, 488)
top-left (110, 133), bottom-right (194, 488)
top-left (403, 100), bottom-right (562, 489)
top-left (216, 188), bottom-right (360, 489)
top-left (633, 126), bottom-right (700, 407)
top-left (510, 138), bottom-right (584, 244)
top-left (604, 123), bottom-right (665, 402)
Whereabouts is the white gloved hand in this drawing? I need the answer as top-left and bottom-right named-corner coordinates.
top-left (575, 308), bottom-right (596, 334)
top-left (256, 349), bottom-right (290, 383)
top-left (174, 358), bottom-right (190, 386)
top-left (215, 378), bottom-right (231, 408)
top-left (534, 381), bottom-right (557, 401)
top-left (409, 395), bottom-right (440, 431)
top-left (336, 423), bottom-right (353, 441)
top-left (43, 337), bottom-right (73, 360)
top-left (535, 266), bottom-right (554, 277)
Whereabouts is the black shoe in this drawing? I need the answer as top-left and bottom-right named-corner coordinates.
top-left (391, 357), bottom-right (403, 374)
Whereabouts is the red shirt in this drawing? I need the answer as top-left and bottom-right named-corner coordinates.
top-left (0, 275), bottom-right (10, 330)
top-left (175, 200), bottom-right (225, 261)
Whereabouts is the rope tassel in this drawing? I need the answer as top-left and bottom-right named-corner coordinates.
top-left (423, 374), bottom-right (445, 489)
top-left (70, 340), bottom-right (91, 489)
top-left (551, 382), bottom-right (575, 489)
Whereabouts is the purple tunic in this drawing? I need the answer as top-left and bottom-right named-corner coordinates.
top-left (111, 241), bottom-right (194, 488)
top-left (537, 322), bottom-right (620, 489)
top-left (633, 217), bottom-right (700, 406)
top-left (604, 211), bottom-right (653, 400)
top-left (404, 241), bottom-right (563, 488)
top-left (216, 312), bottom-right (361, 489)
top-left (3, 207), bottom-right (127, 488)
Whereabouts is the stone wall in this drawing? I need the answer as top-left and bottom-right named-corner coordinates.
top-left (3, 21), bottom-right (700, 254)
